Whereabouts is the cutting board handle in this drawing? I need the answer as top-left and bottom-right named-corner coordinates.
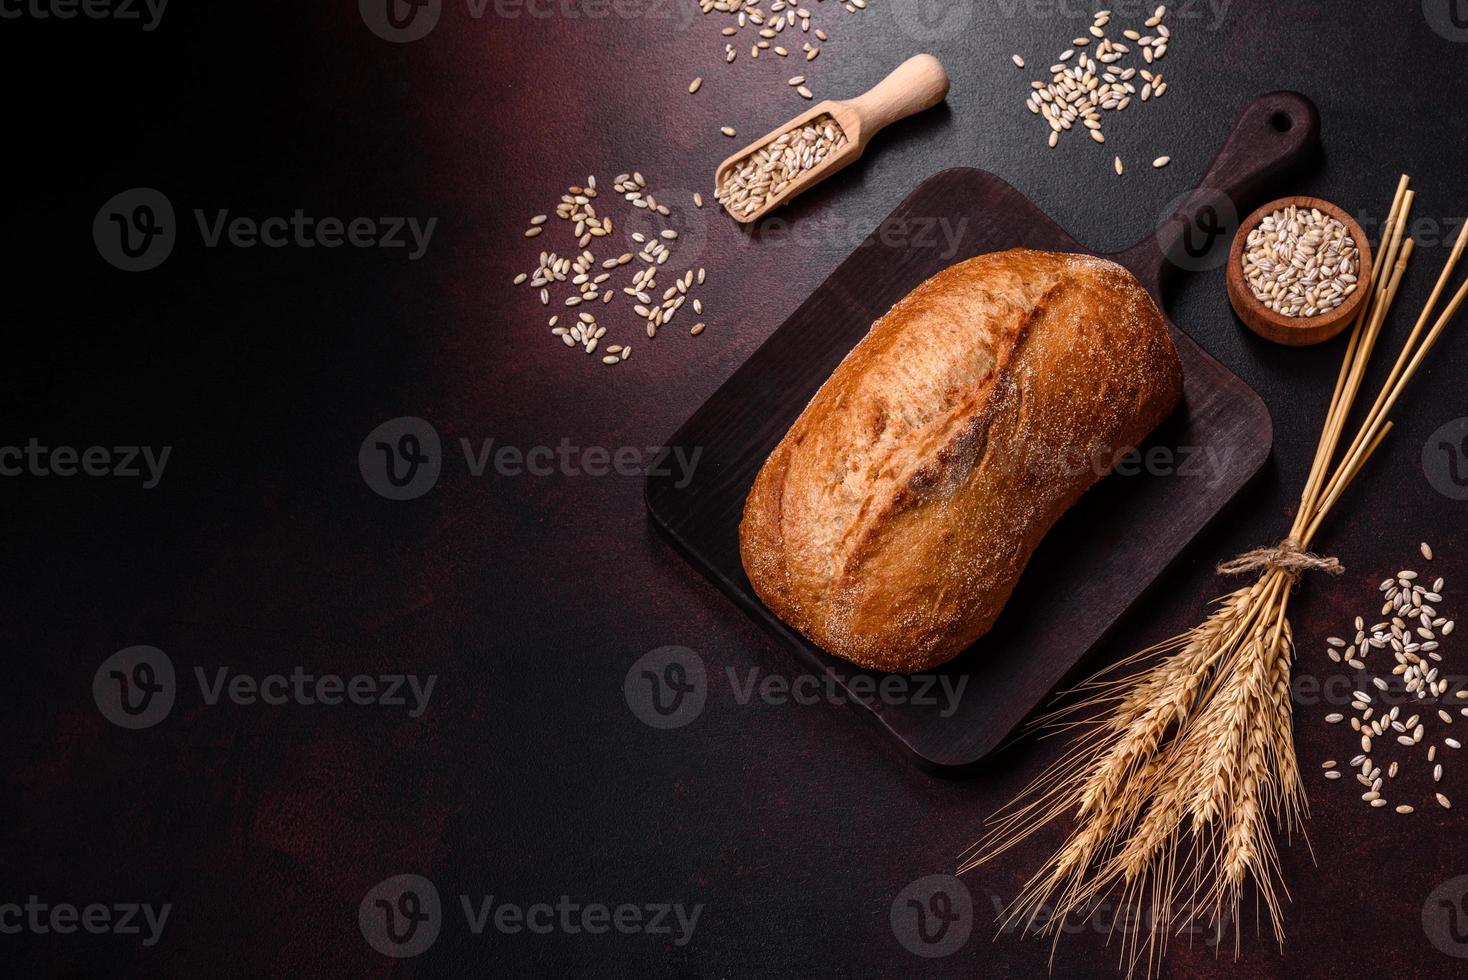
top-left (1111, 91), bottom-right (1320, 297)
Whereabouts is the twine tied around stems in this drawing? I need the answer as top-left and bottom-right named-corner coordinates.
top-left (1216, 537), bottom-right (1344, 579)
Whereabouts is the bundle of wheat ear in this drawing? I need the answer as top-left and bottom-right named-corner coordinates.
top-left (960, 174), bottom-right (1468, 979)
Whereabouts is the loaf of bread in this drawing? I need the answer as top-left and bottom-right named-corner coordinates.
top-left (739, 249), bottom-right (1184, 673)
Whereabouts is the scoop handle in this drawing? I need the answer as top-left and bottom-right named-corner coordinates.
top-left (844, 54), bottom-right (950, 140)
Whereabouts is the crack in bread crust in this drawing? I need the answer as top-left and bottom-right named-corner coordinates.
top-left (739, 249), bottom-right (1184, 673)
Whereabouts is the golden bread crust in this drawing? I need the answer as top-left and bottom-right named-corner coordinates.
top-left (738, 249), bottom-right (1184, 672)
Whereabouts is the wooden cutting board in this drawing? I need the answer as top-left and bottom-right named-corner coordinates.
top-left (645, 92), bottom-right (1317, 769)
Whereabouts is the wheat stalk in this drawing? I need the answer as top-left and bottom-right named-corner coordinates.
top-left (961, 176), bottom-right (1468, 978)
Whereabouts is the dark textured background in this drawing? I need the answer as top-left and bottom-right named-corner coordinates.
top-left (4, 1), bottom-right (1468, 977)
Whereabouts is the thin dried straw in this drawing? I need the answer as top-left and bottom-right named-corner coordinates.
top-left (1296, 174), bottom-right (1408, 515)
top-left (962, 175), bottom-right (1468, 979)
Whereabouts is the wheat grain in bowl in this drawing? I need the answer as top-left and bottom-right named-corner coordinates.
top-left (1242, 205), bottom-right (1360, 317)
top-left (715, 113), bottom-right (848, 220)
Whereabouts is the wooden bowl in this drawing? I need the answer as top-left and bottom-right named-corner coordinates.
top-left (1226, 196), bottom-right (1373, 346)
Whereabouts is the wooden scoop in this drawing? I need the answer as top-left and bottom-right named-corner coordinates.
top-left (714, 54), bottom-right (950, 224)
